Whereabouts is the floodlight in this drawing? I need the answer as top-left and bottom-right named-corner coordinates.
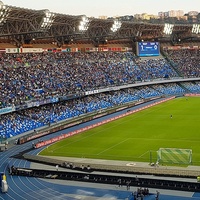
top-left (0, 4), bottom-right (8, 25)
top-left (163, 23), bottom-right (174, 35)
top-left (79, 16), bottom-right (89, 31)
top-left (111, 19), bottom-right (122, 32)
top-left (41, 10), bottom-right (54, 29)
top-left (192, 24), bottom-right (200, 34)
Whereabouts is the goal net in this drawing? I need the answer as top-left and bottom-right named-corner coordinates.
top-left (157, 148), bottom-right (192, 165)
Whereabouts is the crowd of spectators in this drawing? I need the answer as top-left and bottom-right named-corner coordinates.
top-left (0, 52), bottom-right (178, 108)
top-left (0, 51), bottom-right (200, 139)
top-left (163, 49), bottom-right (200, 77)
top-left (181, 82), bottom-right (200, 93)
top-left (133, 58), bottom-right (178, 81)
top-left (0, 82), bottom-right (189, 139)
top-left (152, 83), bottom-right (185, 96)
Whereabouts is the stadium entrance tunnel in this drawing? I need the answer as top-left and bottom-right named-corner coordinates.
top-left (8, 166), bottom-right (200, 193)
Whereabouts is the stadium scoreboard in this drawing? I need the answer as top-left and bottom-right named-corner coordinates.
top-left (137, 41), bottom-right (160, 57)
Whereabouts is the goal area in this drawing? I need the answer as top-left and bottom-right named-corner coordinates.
top-left (157, 148), bottom-right (192, 165)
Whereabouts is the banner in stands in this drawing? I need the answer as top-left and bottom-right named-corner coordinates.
top-left (85, 90), bottom-right (99, 95)
top-left (164, 46), bottom-right (200, 50)
top-left (61, 48), bottom-right (71, 52)
top-left (0, 106), bottom-right (15, 115)
top-left (5, 47), bottom-right (131, 54)
top-left (44, 47), bottom-right (130, 53)
top-left (21, 48), bottom-right (43, 53)
top-left (26, 101), bottom-right (40, 108)
top-left (4, 97), bottom-right (58, 114)
top-left (0, 49), bottom-right (6, 53)
top-left (27, 130), bottom-right (51, 141)
top-left (85, 47), bottom-right (99, 52)
top-left (38, 97), bottom-right (59, 105)
top-left (185, 93), bottom-right (200, 97)
top-left (6, 48), bottom-right (43, 53)
top-left (6, 48), bottom-right (21, 53)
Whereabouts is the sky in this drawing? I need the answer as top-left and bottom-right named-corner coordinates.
top-left (2, 0), bottom-right (200, 18)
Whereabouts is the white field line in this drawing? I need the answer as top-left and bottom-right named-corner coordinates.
top-left (139, 151), bottom-right (150, 158)
top-left (97, 138), bottom-right (130, 155)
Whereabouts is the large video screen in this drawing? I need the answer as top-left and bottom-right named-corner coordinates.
top-left (137, 41), bottom-right (160, 57)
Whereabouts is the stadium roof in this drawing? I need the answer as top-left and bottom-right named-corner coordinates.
top-left (0, 3), bottom-right (198, 45)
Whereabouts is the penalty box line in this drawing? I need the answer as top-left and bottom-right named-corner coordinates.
top-left (139, 150), bottom-right (151, 158)
top-left (97, 138), bottom-right (130, 155)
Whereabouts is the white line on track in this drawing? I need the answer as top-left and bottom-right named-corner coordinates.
top-left (32, 178), bottom-right (67, 199)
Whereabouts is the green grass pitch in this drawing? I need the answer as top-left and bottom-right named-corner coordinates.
top-left (39, 97), bottom-right (200, 166)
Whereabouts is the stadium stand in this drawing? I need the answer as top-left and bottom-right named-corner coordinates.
top-left (163, 49), bottom-right (200, 77)
top-left (0, 52), bottom-right (180, 109)
top-left (0, 48), bottom-right (200, 140)
top-left (0, 82), bottom-right (188, 139)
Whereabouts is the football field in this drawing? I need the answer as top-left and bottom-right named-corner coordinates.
top-left (39, 97), bottom-right (200, 166)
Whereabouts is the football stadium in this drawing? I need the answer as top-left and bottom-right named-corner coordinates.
top-left (0, 1), bottom-right (200, 199)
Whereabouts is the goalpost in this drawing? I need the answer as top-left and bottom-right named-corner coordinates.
top-left (157, 148), bottom-right (192, 165)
